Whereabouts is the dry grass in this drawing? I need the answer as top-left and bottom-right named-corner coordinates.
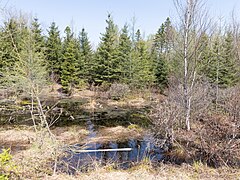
top-left (72, 90), bottom-right (96, 99)
top-left (13, 134), bottom-right (59, 178)
top-left (0, 126), bottom-right (35, 153)
top-left (106, 97), bottom-right (149, 109)
top-left (52, 126), bottom-right (89, 144)
top-left (0, 126), bottom-right (89, 178)
top-left (1, 126), bottom-right (240, 179)
top-left (85, 126), bottom-right (144, 144)
top-left (45, 163), bottom-right (240, 180)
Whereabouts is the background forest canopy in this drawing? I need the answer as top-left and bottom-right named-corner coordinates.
top-left (0, 2), bottom-right (239, 95)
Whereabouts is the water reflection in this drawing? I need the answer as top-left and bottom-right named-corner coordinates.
top-left (61, 138), bottom-right (162, 174)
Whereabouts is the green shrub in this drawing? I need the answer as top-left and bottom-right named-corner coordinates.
top-left (0, 149), bottom-right (18, 179)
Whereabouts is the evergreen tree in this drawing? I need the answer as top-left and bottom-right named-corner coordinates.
top-left (154, 53), bottom-right (168, 90)
top-left (117, 24), bottom-right (132, 83)
top-left (221, 32), bottom-right (239, 86)
top-left (135, 29), bottom-right (141, 43)
top-left (3, 25), bottom-right (47, 94)
top-left (94, 14), bottom-right (119, 84)
top-left (73, 34), bottom-right (83, 82)
top-left (151, 18), bottom-right (172, 91)
top-left (46, 22), bottom-right (62, 82)
top-left (79, 28), bottom-right (93, 82)
top-left (199, 33), bottom-right (211, 71)
top-left (61, 26), bottom-right (79, 94)
top-left (0, 17), bottom-right (28, 77)
top-left (62, 26), bottom-right (73, 51)
top-left (31, 17), bottom-right (45, 53)
top-left (206, 36), bottom-right (222, 85)
top-left (153, 24), bottom-right (165, 54)
top-left (163, 17), bottom-right (174, 53)
top-left (132, 30), bottom-right (155, 87)
top-left (0, 19), bottom-right (17, 72)
top-left (207, 33), bottom-right (238, 87)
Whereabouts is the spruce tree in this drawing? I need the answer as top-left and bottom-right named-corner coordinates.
top-left (117, 24), bottom-right (132, 83)
top-left (151, 18), bottom-right (172, 91)
top-left (207, 33), bottom-right (238, 87)
top-left (154, 53), bottom-right (168, 91)
top-left (199, 33), bottom-right (211, 74)
top-left (221, 32), bottom-right (238, 86)
top-left (46, 22), bottom-right (62, 82)
top-left (79, 28), bottom-right (93, 83)
top-left (132, 30), bottom-right (155, 87)
top-left (153, 24), bottom-right (165, 53)
top-left (31, 17), bottom-right (45, 54)
top-left (0, 17), bottom-right (28, 77)
top-left (206, 36), bottom-right (222, 85)
top-left (73, 34), bottom-right (83, 83)
top-left (135, 29), bottom-right (141, 43)
top-left (7, 29), bottom-right (48, 93)
top-left (0, 20), bottom-right (16, 72)
top-left (61, 26), bottom-right (79, 94)
top-left (94, 14), bottom-right (119, 84)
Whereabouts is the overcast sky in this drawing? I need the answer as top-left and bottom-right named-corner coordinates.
top-left (1, 0), bottom-right (240, 46)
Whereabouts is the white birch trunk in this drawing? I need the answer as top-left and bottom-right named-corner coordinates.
top-left (183, 0), bottom-right (192, 131)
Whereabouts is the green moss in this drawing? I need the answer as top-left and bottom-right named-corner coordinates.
top-left (19, 100), bottom-right (36, 105)
top-left (127, 124), bottom-right (142, 131)
top-left (129, 113), bottom-right (151, 127)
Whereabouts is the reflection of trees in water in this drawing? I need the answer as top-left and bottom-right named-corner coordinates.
top-left (63, 138), bottom-right (162, 173)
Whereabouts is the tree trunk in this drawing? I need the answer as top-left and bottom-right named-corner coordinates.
top-left (183, 0), bottom-right (191, 131)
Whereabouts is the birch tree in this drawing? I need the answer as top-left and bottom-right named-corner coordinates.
top-left (173, 0), bottom-right (210, 130)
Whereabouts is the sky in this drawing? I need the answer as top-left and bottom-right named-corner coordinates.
top-left (1, 0), bottom-right (240, 47)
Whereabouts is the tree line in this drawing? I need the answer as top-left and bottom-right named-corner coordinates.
top-left (0, 12), bottom-right (239, 96)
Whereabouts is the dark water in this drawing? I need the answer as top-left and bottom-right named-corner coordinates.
top-left (58, 119), bottom-right (162, 173)
top-left (61, 139), bottom-right (162, 173)
top-left (0, 98), bottom-right (162, 172)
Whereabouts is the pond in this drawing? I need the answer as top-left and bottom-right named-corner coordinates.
top-left (58, 119), bottom-right (163, 173)
top-left (0, 98), bottom-right (163, 173)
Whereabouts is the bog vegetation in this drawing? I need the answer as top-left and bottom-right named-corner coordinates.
top-left (0, 0), bottom-right (239, 179)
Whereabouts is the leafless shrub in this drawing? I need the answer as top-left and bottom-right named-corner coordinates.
top-left (108, 83), bottom-right (130, 100)
top-left (190, 80), bottom-right (214, 119)
top-left (150, 97), bottom-right (181, 151)
top-left (167, 77), bottom-right (213, 122)
top-left (197, 114), bottom-right (240, 167)
top-left (218, 86), bottom-right (240, 121)
top-left (151, 78), bottom-right (218, 166)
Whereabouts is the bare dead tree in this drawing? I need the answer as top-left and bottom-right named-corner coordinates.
top-left (173, 0), bottom-right (210, 130)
